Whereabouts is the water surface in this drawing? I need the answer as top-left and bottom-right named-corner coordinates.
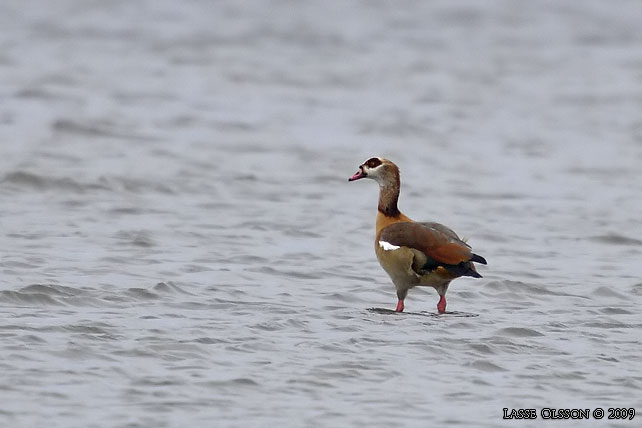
top-left (1, 1), bottom-right (642, 427)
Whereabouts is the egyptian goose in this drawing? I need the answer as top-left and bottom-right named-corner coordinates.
top-left (348, 157), bottom-right (487, 313)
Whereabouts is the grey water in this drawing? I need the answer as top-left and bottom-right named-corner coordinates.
top-left (1, 1), bottom-right (642, 427)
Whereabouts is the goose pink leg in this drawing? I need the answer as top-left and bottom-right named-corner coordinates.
top-left (437, 296), bottom-right (447, 314)
top-left (395, 299), bottom-right (405, 312)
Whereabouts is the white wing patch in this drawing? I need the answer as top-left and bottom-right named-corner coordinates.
top-left (378, 240), bottom-right (400, 251)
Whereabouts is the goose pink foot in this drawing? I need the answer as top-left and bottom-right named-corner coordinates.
top-left (395, 299), bottom-right (405, 312)
top-left (437, 296), bottom-right (447, 313)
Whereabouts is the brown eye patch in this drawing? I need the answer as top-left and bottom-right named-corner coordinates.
top-left (366, 157), bottom-right (382, 168)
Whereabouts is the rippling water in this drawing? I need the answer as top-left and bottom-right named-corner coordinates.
top-left (2, 1), bottom-right (642, 427)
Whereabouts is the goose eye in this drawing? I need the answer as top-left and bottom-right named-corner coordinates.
top-left (366, 158), bottom-right (381, 168)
